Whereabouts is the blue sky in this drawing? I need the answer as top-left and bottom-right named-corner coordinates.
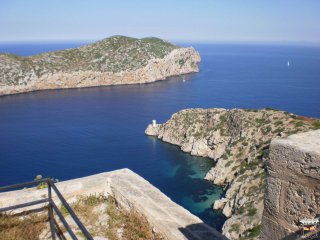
top-left (1, 0), bottom-right (320, 43)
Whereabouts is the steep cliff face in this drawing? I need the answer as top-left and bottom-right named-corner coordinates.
top-left (262, 130), bottom-right (320, 239)
top-left (0, 36), bottom-right (201, 96)
top-left (145, 108), bottom-right (320, 239)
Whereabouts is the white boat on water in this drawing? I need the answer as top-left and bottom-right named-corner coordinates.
top-left (287, 61), bottom-right (290, 67)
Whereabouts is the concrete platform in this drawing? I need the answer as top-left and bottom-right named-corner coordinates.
top-left (0, 168), bottom-right (227, 240)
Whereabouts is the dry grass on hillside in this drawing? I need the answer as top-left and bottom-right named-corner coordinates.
top-left (0, 210), bottom-right (48, 240)
top-left (0, 194), bottom-right (165, 240)
top-left (61, 194), bottom-right (165, 240)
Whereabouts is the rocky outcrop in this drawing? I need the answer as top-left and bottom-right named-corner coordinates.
top-left (145, 108), bottom-right (320, 239)
top-left (0, 36), bottom-right (200, 96)
top-left (261, 130), bottom-right (320, 239)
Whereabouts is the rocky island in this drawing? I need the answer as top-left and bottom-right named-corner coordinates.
top-left (0, 36), bottom-right (200, 96)
top-left (145, 108), bottom-right (320, 239)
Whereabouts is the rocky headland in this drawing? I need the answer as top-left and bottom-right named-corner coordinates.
top-left (0, 36), bottom-right (200, 96)
top-left (145, 108), bottom-right (320, 239)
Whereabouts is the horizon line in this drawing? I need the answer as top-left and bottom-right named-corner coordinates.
top-left (0, 38), bottom-right (319, 47)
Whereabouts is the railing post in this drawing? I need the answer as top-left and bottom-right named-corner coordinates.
top-left (0, 178), bottom-right (93, 240)
top-left (49, 179), bottom-right (93, 240)
top-left (48, 178), bottom-right (56, 240)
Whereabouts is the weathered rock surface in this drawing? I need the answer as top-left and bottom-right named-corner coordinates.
top-left (145, 108), bottom-right (320, 239)
top-left (261, 130), bottom-right (320, 239)
top-left (0, 36), bottom-right (200, 96)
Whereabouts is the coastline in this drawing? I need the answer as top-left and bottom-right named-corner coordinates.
top-left (145, 108), bottom-right (320, 239)
top-left (0, 71), bottom-right (197, 98)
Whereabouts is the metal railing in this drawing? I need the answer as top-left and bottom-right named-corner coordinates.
top-left (0, 178), bottom-right (93, 240)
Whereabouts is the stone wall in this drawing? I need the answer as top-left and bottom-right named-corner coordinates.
top-left (0, 169), bottom-right (227, 240)
top-left (262, 130), bottom-right (320, 239)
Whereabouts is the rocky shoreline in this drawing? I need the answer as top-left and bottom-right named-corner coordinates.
top-left (0, 36), bottom-right (201, 96)
top-left (145, 108), bottom-right (320, 239)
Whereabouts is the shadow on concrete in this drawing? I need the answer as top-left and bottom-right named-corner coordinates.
top-left (179, 223), bottom-right (229, 240)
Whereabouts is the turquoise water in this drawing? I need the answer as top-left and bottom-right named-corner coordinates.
top-left (0, 42), bottom-right (320, 230)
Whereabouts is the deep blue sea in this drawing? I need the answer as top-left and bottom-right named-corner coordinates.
top-left (0, 42), bottom-right (320, 230)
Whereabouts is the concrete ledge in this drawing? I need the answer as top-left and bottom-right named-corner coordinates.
top-left (0, 168), bottom-right (227, 240)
